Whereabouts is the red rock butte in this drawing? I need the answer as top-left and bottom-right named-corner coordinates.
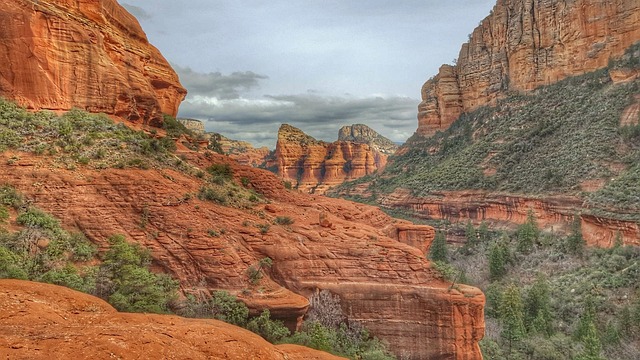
top-left (0, 0), bottom-right (186, 127)
top-left (418, 0), bottom-right (640, 136)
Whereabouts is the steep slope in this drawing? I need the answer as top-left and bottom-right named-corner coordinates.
top-left (418, 0), bottom-right (640, 136)
top-left (275, 124), bottom-right (394, 194)
top-left (0, 0), bottom-right (186, 126)
top-left (334, 1), bottom-right (640, 246)
top-left (0, 279), bottom-right (344, 360)
top-left (335, 48), bottom-right (640, 246)
top-left (338, 124), bottom-right (399, 155)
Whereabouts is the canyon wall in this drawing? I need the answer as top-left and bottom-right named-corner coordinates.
top-left (0, 0), bottom-right (186, 127)
top-left (373, 189), bottom-right (640, 247)
top-left (418, 0), bottom-right (640, 136)
top-left (0, 151), bottom-right (484, 360)
top-left (275, 124), bottom-right (394, 194)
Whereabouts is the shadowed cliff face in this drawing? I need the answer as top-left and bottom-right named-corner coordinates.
top-left (0, 0), bottom-right (186, 126)
top-left (0, 150), bottom-right (484, 360)
top-left (418, 0), bottom-right (640, 136)
top-left (275, 124), bottom-right (395, 194)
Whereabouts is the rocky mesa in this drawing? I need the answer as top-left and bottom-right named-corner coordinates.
top-left (418, 0), bottom-right (640, 136)
top-left (0, 0), bottom-right (186, 127)
top-left (275, 124), bottom-right (396, 194)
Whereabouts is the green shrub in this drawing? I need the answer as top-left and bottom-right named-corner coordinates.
top-left (97, 234), bottom-right (178, 313)
top-left (207, 163), bottom-right (233, 183)
top-left (274, 216), bottom-right (294, 225)
top-left (0, 205), bottom-right (8, 224)
top-left (246, 309), bottom-right (291, 343)
top-left (0, 246), bottom-right (28, 279)
top-left (198, 186), bottom-right (227, 204)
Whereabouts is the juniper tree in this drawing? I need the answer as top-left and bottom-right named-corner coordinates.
top-left (429, 230), bottom-right (448, 263)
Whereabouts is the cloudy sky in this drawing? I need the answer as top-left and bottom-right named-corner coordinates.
top-left (122, 0), bottom-right (496, 148)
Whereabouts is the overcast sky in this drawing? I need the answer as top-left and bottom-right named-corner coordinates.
top-left (122, 0), bottom-right (496, 148)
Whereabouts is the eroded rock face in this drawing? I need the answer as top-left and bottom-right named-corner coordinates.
top-left (0, 0), bottom-right (186, 126)
top-left (0, 151), bottom-right (484, 360)
top-left (343, 187), bottom-right (640, 247)
top-left (0, 280), bottom-right (344, 360)
top-left (210, 132), bottom-right (272, 167)
top-left (177, 118), bottom-right (206, 135)
top-left (338, 124), bottom-right (399, 155)
top-left (275, 124), bottom-right (394, 194)
top-left (418, 0), bottom-right (640, 136)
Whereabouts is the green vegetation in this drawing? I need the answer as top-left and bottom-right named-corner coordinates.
top-left (283, 290), bottom-right (395, 359)
top-left (443, 217), bottom-right (640, 360)
top-left (0, 100), bottom-right (182, 169)
top-left (274, 216), bottom-right (294, 225)
top-left (335, 43), bottom-right (640, 221)
top-left (429, 230), bottom-right (448, 262)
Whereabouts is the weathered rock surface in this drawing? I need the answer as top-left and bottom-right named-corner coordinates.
top-left (275, 124), bottom-right (394, 194)
top-left (0, 151), bottom-right (484, 360)
top-left (418, 0), bottom-right (640, 136)
top-left (210, 132), bottom-right (272, 167)
top-left (177, 118), bottom-right (206, 134)
top-left (338, 124), bottom-right (399, 155)
top-left (0, 0), bottom-right (186, 126)
top-left (336, 186), bottom-right (640, 247)
top-left (0, 279), bottom-right (344, 360)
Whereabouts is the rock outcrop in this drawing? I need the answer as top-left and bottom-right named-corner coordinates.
top-left (335, 186), bottom-right (640, 247)
top-left (418, 0), bottom-right (640, 136)
top-left (0, 151), bottom-right (484, 360)
top-left (275, 124), bottom-right (395, 194)
top-left (0, 279), bottom-right (344, 360)
top-left (338, 124), bottom-right (399, 155)
top-left (0, 0), bottom-right (186, 127)
top-left (209, 132), bottom-right (272, 167)
top-left (177, 118), bottom-right (206, 134)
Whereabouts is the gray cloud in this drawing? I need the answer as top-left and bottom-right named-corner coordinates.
top-left (178, 90), bottom-right (418, 148)
top-left (174, 65), bottom-right (268, 100)
top-left (121, 3), bottom-right (151, 20)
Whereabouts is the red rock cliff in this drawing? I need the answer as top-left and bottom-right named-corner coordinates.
top-left (0, 0), bottom-right (186, 126)
top-left (418, 0), bottom-right (640, 136)
top-left (0, 151), bottom-right (484, 360)
top-left (275, 124), bottom-right (392, 194)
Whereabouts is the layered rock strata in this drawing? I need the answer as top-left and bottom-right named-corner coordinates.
top-left (0, 151), bottom-right (484, 360)
top-left (275, 124), bottom-right (394, 194)
top-left (418, 0), bottom-right (640, 136)
top-left (334, 187), bottom-right (640, 247)
top-left (0, 0), bottom-right (186, 126)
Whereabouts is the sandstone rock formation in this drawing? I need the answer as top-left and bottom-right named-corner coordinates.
top-left (209, 132), bottom-right (272, 167)
top-left (334, 186), bottom-right (640, 247)
top-left (418, 0), bottom-right (640, 136)
top-left (177, 118), bottom-right (206, 135)
top-left (0, 0), bottom-right (186, 127)
top-left (275, 124), bottom-right (395, 194)
top-left (338, 124), bottom-right (399, 155)
top-left (0, 279), bottom-right (344, 360)
top-left (0, 150), bottom-right (484, 360)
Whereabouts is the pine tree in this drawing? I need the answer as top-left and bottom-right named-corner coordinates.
top-left (489, 238), bottom-right (509, 281)
top-left (478, 221), bottom-right (490, 243)
top-left (567, 214), bottom-right (585, 255)
top-left (500, 283), bottom-right (526, 353)
top-left (524, 274), bottom-right (554, 336)
top-left (516, 209), bottom-right (539, 253)
top-left (464, 220), bottom-right (478, 249)
top-left (429, 230), bottom-right (448, 263)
